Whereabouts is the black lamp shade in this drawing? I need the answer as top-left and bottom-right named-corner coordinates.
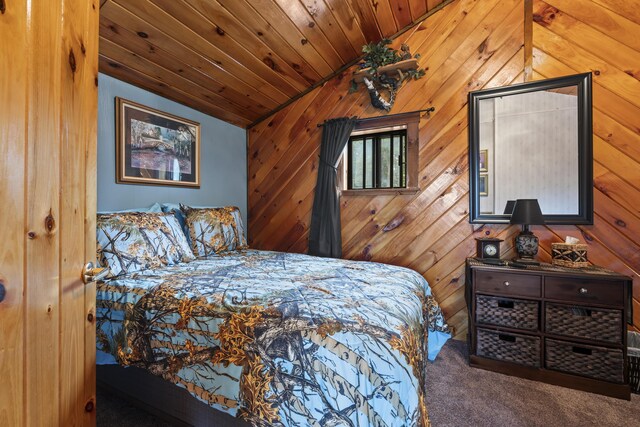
top-left (510, 199), bottom-right (545, 225)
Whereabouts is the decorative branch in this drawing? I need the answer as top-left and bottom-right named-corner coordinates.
top-left (350, 39), bottom-right (426, 111)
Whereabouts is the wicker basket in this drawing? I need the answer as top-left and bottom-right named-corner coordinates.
top-left (551, 243), bottom-right (588, 268)
top-left (545, 338), bottom-right (624, 383)
top-left (629, 331), bottom-right (640, 394)
top-left (476, 295), bottom-right (539, 331)
top-left (477, 328), bottom-right (540, 367)
top-left (545, 303), bottom-right (622, 344)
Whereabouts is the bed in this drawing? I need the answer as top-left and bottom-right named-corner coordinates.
top-left (95, 207), bottom-right (450, 427)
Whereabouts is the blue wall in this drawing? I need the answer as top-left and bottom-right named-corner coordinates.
top-left (97, 74), bottom-right (247, 223)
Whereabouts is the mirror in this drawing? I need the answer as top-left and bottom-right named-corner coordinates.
top-left (468, 73), bottom-right (593, 224)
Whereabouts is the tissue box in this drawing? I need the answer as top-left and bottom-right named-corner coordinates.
top-left (551, 243), bottom-right (588, 268)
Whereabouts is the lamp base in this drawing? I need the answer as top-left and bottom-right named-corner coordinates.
top-left (515, 230), bottom-right (539, 263)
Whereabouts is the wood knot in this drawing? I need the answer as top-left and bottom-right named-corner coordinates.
top-left (292, 221), bottom-right (304, 233)
top-left (362, 245), bottom-right (372, 260)
top-left (87, 312), bottom-right (94, 323)
top-left (581, 231), bottom-right (594, 242)
top-left (68, 49), bottom-right (77, 73)
top-left (263, 57), bottom-right (276, 70)
top-left (85, 400), bottom-right (94, 413)
top-left (301, 38), bottom-right (308, 45)
top-left (47, 305), bottom-right (53, 314)
top-left (45, 211), bottom-right (56, 233)
top-left (615, 219), bottom-right (626, 227)
top-left (27, 231), bottom-right (36, 239)
top-left (477, 39), bottom-right (488, 54)
top-left (216, 26), bottom-right (225, 36)
top-left (532, 5), bottom-right (558, 27)
top-left (383, 214), bottom-right (405, 232)
top-left (80, 41), bottom-right (86, 55)
top-left (0, 0), bottom-right (5, 14)
top-left (137, 31), bottom-right (148, 38)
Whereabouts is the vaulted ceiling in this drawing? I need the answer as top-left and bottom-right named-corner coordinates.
top-left (98, 0), bottom-right (448, 127)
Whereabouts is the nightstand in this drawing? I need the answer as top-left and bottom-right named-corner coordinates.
top-left (465, 258), bottom-right (632, 399)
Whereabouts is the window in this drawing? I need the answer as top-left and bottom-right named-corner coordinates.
top-left (347, 127), bottom-right (407, 190)
top-left (338, 111), bottom-right (420, 195)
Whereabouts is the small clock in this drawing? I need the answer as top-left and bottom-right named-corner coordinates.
top-left (476, 237), bottom-right (503, 259)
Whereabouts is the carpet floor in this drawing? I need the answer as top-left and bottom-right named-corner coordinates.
top-left (97, 339), bottom-right (638, 426)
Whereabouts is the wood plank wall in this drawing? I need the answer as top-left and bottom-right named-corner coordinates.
top-left (531, 0), bottom-right (640, 332)
top-left (248, 0), bottom-right (640, 338)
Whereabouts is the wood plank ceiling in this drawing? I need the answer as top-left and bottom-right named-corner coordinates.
top-left (98, 0), bottom-right (447, 127)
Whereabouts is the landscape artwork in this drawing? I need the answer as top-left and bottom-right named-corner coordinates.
top-left (479, 173), bottom-right (488, 196)
top-left (479, 149), bottom-right (488, 172)
top-left (116, 97), bottom-right (200, 187)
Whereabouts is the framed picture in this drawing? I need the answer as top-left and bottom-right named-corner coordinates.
top-left (116, 97), bottom-right (200, 188)
top-left (479, 173), bottom-right (488, 196)
top-left (479, 149), bottom-right (488, 172)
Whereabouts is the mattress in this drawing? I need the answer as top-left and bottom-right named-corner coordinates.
top-left (96, 249), bottom-right (450, 426)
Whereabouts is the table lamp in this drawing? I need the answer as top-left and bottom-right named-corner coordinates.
top-left (510, 199), bottom-right (545, 265)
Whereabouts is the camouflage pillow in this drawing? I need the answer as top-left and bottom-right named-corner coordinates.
top-left (181, 205), bottom-right (248, 256)
top-left (97, 212), bottom-right (195, 277)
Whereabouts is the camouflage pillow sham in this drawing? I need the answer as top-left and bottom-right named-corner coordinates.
top-left (181, 205), bottom-right (248, 256)
top-left (96, 212), bottom-right (196, 277)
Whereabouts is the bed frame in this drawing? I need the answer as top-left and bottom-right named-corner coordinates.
top-left (97, 365), bottom-right (251, 427)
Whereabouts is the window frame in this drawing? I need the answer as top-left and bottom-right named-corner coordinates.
top-left (338, 111), bottom-right (420, 196)
top-left (346, 129), bottom-right (407, 190)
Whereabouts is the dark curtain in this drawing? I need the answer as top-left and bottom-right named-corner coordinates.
top-left (308, 117), bottom-right (357, 258)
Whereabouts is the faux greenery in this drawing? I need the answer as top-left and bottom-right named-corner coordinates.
top-left (349, 39), bottom-right (426, 111)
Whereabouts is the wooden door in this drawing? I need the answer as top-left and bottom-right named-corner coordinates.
top-left (0, 0), bottom-right (99, 425)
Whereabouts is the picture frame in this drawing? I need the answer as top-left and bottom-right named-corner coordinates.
top-left (479, 173), bottom-right (488, 196)
top-left (116, 97), bottom-right (200, 188)
top-left (479, 149), bottom-right (488, 172)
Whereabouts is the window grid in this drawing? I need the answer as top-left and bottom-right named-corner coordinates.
top-left (347, 130), bottom-right (407, 190)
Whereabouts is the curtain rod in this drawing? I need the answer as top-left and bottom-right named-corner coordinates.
top-left (316, 107), bottom-right (436, 127)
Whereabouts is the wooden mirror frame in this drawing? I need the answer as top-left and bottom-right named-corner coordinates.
top-left (468, 73), bottom-right (593, 225)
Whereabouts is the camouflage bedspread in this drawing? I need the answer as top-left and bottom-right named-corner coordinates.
top-left (96, 249), bottom-right (450, 427)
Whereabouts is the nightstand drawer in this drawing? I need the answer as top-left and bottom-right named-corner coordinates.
top-left (544, 277), bottom-right (624, 307)
top-left (477, 328), bottom-right (540, 367)
top-left (545, 339), bottom-right (624, 383)
top-left (476, 295), bottom-right (539, 331)
top-left (476, 271), bottom-right (541, 298)
top-left (545, 303), bottom-right (623, 344)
